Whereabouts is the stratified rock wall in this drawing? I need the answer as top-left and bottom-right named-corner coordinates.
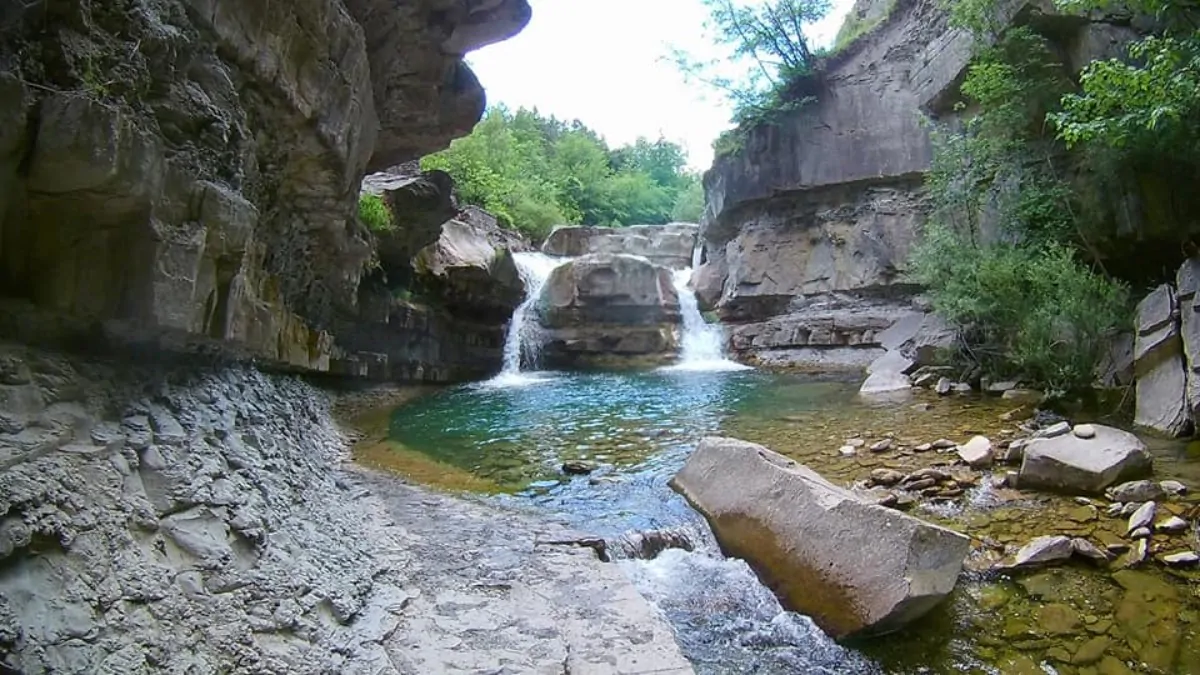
top-left (0, 0), bottom-right (530, 382)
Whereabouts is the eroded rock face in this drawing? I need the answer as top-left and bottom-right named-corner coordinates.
top-left (542, 224), bottom-right (699, 269)
top-left (0, 0), bottom-right (530, 381)
top-left (672, 436), bottom-right (970, 638)
top-left (538, 254), bottom-right (681, 367)
top-left (1019, 424), bottom-right (1152, 494)
top-left (413, 218), bottom-right (523, 323)
top-left (1133, 284), bottom-right (1191, 436)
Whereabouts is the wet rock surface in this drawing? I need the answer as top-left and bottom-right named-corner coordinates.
top-left (1019, 424), bottom-right (1152, 495)
top-left (542, 223), bottom-right (699, 270)
top-left (0, 344), bottom-right (691, 674)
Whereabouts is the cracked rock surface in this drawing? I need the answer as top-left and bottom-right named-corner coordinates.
top-left (0, 343), bottom-right (691, 674)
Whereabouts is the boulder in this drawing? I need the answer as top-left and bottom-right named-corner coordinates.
top-left (541, 224), bottom-right (698, 269)
top-left (1019, 424), bottom-right (1152, 494)
top-left (672, 437), bottom-right (970, 638)
top-left (1013, 535), bottom-right (1075, 567)
top-left (859, 350), bottom-right (914, 395)
top-left (1133, 284), bottom-right (1191, 436)
top-left (413, 219), bottom-right (523, 322)
top-left (1177, 258), bottom-right (1200, 426)
top-left (538, 254), bottom-right (680, 368)
top-left (957, 436), bottom-right (993, 468)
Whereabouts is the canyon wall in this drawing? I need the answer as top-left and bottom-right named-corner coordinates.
top-left (0, 0), bottom-right (530, 383)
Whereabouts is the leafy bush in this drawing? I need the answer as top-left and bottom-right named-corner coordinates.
top-left (911, 224), bottom-right (1128, 390)
top-left (358, 193), bottom-right (392, 232)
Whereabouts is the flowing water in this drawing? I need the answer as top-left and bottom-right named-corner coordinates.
top-left (662, 268), bottom-right (751, 373)
top-left (490, 251), bottom-right (568, 387)
top-left (368, 369), bottom-right (1200, 674)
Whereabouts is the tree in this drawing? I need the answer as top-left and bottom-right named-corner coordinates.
top-left (670, 0), bottom-right (830, 132)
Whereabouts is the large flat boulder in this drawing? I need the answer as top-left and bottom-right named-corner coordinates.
top-left (1019, 424), bottom-right (1152, 494)
top-left (413, 218), bottom-right (523, 323)
top-left (542, 224), bottom-right (698, 269)
top-left (671, 437), bottom-right (970, 638)
top-left (1133, 284), bottom-right (1191, 436)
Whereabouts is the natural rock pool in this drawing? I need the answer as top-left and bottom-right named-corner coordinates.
top-left (356, 369), bottom-right (1200, 674)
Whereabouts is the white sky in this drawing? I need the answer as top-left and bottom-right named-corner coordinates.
top-left (467, 0), bottom-right (855, 171)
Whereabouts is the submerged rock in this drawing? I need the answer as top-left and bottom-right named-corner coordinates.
top-left (1107, 479), bottom-right (1166, 503)
top-left (1012, 535), bottom-right (1075, 568)
top-left (672, 437), bottom-right (970, 638)
top-left (1018, 424), bottom-right (1152, 494)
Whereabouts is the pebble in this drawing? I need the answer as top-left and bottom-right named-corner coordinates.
top-left (868, 439), bottom-right (892, 453)
top-left (913, 443), bottom-right (932, 452)
top-left (904, 477), bottom-right (937, 491)
top-left (1160, 479), bottom-right (1188, 495)
top-left (1161, 551), bottom-right (1200, 566)
top-left (1129, 527), bottom-right (1151, 540)
top-left (1156, 516), bottom-right (1188, 534)
top-left (1126, 501), bottom-right (1157, 535)
top-left (931, 439), bottom-right (957, 450)
top-left (1071, 538), bottom-right (1110, 563)
top-left (869, 469), bottom-right (904, 486)
top-left (1125, 539), bottom-right (1148, 567)
top-left (838, 445), bottom-right (856, 456)
top-left (1039, 421), bottom-right (1071, 438)
top-left (1072, 423), bottom-right (1096, 439)
top-left (1120, 502), bottom-right (1140, 517)
top-left (561, 460), bottom-right (597, 475)
top-left (1105, 503), bottom-right (1124, 518)
top-left (847, 438), bottom-right (865, 448)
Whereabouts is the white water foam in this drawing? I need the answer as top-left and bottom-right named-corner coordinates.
top-left (662, 267), bottom-right (751, 373)
top-left (487, 252), bottom-right (569, 387)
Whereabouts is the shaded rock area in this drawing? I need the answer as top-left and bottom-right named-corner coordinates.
top-left (539, 254), bottom-right (682, 368)
top-left (0, 343), bottom-right (692, 673)
top-left (1134, 284), bottom-right (1191, 436)
top-left (672, 436), bottom-right (970, 638)
top-left (542, 223), bottom-right (699, 270)
top-left (0, 0), bottom-right (531, 383)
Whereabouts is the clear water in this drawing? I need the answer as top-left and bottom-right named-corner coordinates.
top-left (494, 252), bottom-right (568, 383)
top-left (383, 370), bottom-right (1200, 674)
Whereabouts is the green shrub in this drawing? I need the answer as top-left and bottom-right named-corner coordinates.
top-left (358, 194), bottom-right (393, 232)
top-left (911, 223), bottom-right (1129, 390)
top-left (831, 0), bottom-right (896, 53)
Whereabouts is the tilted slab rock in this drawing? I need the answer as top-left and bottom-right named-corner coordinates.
top-left (672, 437), bottom-right (970, 638)
top-left (1019, 424), bottom-right (1152, 494)
top-left (1133, 284), bottom-right (1191, 436)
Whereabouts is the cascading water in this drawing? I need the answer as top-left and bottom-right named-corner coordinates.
top-left (488, 251), bottom-right (567, 386)
top-left (664, 266), bottom-right (750, 372)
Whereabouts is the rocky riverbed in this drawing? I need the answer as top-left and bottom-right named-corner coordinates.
top-left (0, 343), bottom-right (691, 674)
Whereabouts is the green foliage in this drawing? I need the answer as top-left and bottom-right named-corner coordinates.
top-left (358, 193), bottom-right (393, 232)
top-left (832, 0), bottom-right (897, 52)
top-left (915, 28), bottom-right (1129, 389)
top-left (911, 225), bottom-right (1128, 390)
top-left (669, 0), bottom-right (829, 156)
top-left (671, 178), bottom-right (706, 222)
top-left (422, 106), bottom-right (700, 237)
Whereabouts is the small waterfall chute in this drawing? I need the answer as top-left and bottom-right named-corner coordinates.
top-left (486, 251), bottom-right (568, 387)
top-left (662, 267), bottom-right (750, 372)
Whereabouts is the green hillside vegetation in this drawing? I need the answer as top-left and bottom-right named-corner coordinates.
top-left (420, 106), bottom-right (703, 239)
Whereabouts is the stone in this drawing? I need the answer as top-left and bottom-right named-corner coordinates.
top-left (1126, 502), bottom-right (1157, 535)
top-left (412, 218), bottom-right (524, 323)
top-left (999, 438), bottom-right (1028, 463)
top-left (1133, 284), bottom-right (1191, 437)
top-left (1160, 479), bottom-right (1188, 495)
top-left (1106, 480), bottom-right (1165, 503)
top-left (935, 378), bottom-right (952, 396)
top-left (1156, 516), bottom-right (1188, 534)
top-left (931, 438), bottom-right (956, 450)
top-left (914, 442), bottom-right (932, 452)
top-left (1112, 569), bottom-right (1180, 671)
top-left (1178, 258), bottom-right (1200, 429)
top-left (847, 438), bottom-right (866, 448)
top-left (859, 351), bottom-right (913, 395)
top-left (1019, 425), bottom-right (1152, 494)
top-left (870, 469), bottom-right (905, 486)
top-left (1037, 603), bottom-right (1081, 636)
top-left (539, 254), bottom-right (681, 367)
top-left (561, 460), bottom-right (597, 475)
top-left (1071, 538), bottom-right (1111, 563)
top-left (541, 224), bottom-right (698, 269)
top-left (1038, 422), bottom-right (1071, 438)
top-left (1072, 424), bottom-right (1096, 439)
top-left (1161, 551), bottom-right (1200, 566)
top-left (1072, 636), bottom-right (1110, 665)
top-left (1002, 388), bottom-right (1042, 402)
top-left (838, 445), bottom-right (857, 456)
top-left (1106, 503), bottom-right (1125, 517)
top-left (956, 436), bottom-right (993, 468)
top-left (672, 437), bottom-right (970, 637)
top-left (1125, 539), bottom-right (1149, 567)
top-left (1129, 527), bottom-right (1151, 539)
top-left (869, 438), bottom-right (893, 453)
top-left (985, 380), bottom-right (1020, 394)
top-left (1012, 535), bottom-right (1075, 568)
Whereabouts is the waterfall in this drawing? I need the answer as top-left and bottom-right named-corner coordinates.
top-left (489, 252), bottom-right (566, 386)
top-left (664, 268), bottom-right (750, 372)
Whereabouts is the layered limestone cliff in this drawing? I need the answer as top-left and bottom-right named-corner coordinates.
top-left (698, 0), bottom-right (1186, 372)
top-left (0, 0), bottom-right (530, 382)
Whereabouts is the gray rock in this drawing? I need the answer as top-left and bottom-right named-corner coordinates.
top-left (985, 380), bottom-right (1020, 394)
top-left (542, 224), bottom-right (698, 270)
top-left (1133, 284), bottom-right (1191, 436)
top-left (561, 460), bottom-right (597, 475)
top-left (672, 437), bottom-right (970, 638)
top-left (1013, 535), bottom-right (1075, 567)
top-left (1156, 516), bottom-right (1188, 534)
top-left (1129, 526), bottom-right (1152, 539)
top-left (1107, 480), bottom-right (1166, 503)
top-left (1161, 551), bottom-right (1200, 566)
top-left (1161, 479), bottom-right (1189, 495)
top-left (1121, 502), bottom-right (1141, 517)
top-left (957, 436), bottom-right (993, 468)
top-left (1106, 503), bottom-right (1125, 517)
top-left (931, 438), bottom-right (957, 450)
top-left (859, 351), bottom-right (914, 395)
top-left (1071, 538), bottom-right (1111, 563)
top-left (999, 438), bottom-right (1028, 464)
top-left (1038, 422), bottom-right (1071, 438)
top-left (1019, 424), bottom-right (1152, 494)
top-left (1072, 424), bottom-right (1096, 439)
top-left (412, 218), bottom-right (524, 322)
top-left (935, 377), bottom-right (952, 396)
top-left (1177, 258), bottom-right (1200, 428)
top-left (1127, 502), bottom-right (1157, 535)
top-left (1126, 539), bottom-right (1149, 566)
top-left (869, 439), bottom-right (893, 453)
top-left (870, 468), bottom-right (905, 486)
